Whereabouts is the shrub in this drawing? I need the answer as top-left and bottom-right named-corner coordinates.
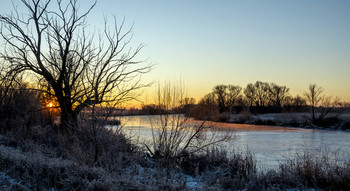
top-left (0, 82), bottom-right (43, 133)
top-left (252, 147), bottom-right (350, 190)
top-left (313, 117), bottom-right (340, 128)
top-left (342, 121), bottom-right (350, 130)
top-left (195, 148), bottom-right (257, 190)
top-left (144, 82), bottom-right (232, 168)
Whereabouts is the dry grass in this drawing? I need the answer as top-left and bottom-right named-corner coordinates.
top-left (176, 146), bottom-right (350, 191)
top-left (248, 147), bottom-right (350, 190)
top-left (0, 142), bottom-right (108, 190)
top-left (0, 130), bottom-right (192, 191)
top-left (1, 125), bottom-right (350, 190)
top-left (1, 111), bottom-right (350, 190)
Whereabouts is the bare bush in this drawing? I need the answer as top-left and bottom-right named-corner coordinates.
top-left (0, 76), bottom-right (43, 134)
top-left (144, 82), bottom-right (232, 166)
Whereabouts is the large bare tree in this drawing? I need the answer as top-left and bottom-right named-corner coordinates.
top-left (0, 0), bottom-right (150, 130)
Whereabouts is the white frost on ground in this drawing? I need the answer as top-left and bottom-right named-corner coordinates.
top-left (229, 113), bottom-right (311, 125)
top-left (128, 163), bottom-right (204, 190)
top-left (0, 171), bottom-right (29, 190)
top-left (184, 174), bottom-right (203, 190)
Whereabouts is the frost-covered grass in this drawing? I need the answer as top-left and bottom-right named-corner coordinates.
top-left (0, 126), bottom-right (188, 191)
top-left (229, 112), bottom-right (310, 126)
top-left (0, 124), bottom-right (350, 190)
top-left (0, 144), bottom-right (109, 190)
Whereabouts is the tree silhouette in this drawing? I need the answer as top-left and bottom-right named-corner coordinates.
top-left (214, 85), bottom-right (228, 113)
top-left (304, 84), bottom-right (324, 121)
top-left (268, 83), bottom-right (290, 112)
top-left (0, 0), bottom-right (150, 130)
top-left (226, 85), bottom-right (242, 113)
top-left (244, 81), bottom-right (269, 113)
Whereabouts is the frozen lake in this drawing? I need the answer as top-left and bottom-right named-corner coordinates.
top-left (114, 115), bottom-right (350, 168)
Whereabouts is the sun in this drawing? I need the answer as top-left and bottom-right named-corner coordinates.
top-left (47, 102), bottom-right (53, 108)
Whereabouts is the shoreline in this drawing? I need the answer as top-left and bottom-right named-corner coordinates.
top-left (226, 112), bottom-right (350, 131)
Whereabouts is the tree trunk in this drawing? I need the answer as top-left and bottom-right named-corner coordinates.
top-left (59, 99), bottom-right (78, 132)
top-left (60, 110), bottom-right (78, 130)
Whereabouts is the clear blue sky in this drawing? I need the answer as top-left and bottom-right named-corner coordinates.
top-left (1, 0), bottom-right (350, 103)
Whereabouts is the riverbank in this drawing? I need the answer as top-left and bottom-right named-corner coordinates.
top-left (228, 112), bottom-right (350, 131)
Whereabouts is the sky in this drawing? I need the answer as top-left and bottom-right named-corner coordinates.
top-left (1, 0), bottom-right (350, 105)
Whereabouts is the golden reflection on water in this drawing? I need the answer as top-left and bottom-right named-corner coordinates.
top-left (189, 119), bottom-right (315, 132)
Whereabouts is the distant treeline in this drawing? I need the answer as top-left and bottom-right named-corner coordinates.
top-left (196, 81), bottom-right (306, 114)
top-left (138, 81), bottom-right (349, 122)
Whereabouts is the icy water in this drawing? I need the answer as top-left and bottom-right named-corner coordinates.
top-left (114, 115), bottom-right (350, 169)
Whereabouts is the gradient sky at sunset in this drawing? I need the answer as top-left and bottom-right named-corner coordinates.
top-left (1, 0), bottom-right (349, 104)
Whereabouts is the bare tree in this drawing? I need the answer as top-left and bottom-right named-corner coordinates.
top-left (244, 81), bottom-right (269, 113)
top-left (304, 84), bottom-right (324, 121)
top-left (243, 83), bottom-right (256, 108)
top-left (226, 85), bottom-right (242, 113)
top-left (212, 85), bottom-right (242, 114)
top-left (254, 81), bottom-right (269, 108)
top-left (268, 83), bottom-right (290, 111)
top-left (0, 0), bottom-right (150, 130)
top-left (180, 97), bottom-right (196, 106)
top-left (317, 96), bottom-right (341, 120)
top-left (214, 85), bottom-right (228, 113)
top-left (289, 95), bottom-right (306, 112)
top-left (195, 92), bottom-right (218, 120)
top-left (199, 92), bottom-right (216, 106)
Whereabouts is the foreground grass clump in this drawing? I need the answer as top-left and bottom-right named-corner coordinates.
top-left (274, 149), bottom-right (350, 190)
top-left (171, 146), bottom-right (350, 191)
top-left (249, 148), bottom-right (350, 191)
top-left (0, 143), bottom-right (109, 190)
top-left (193, 148), bottom-right (257, 190)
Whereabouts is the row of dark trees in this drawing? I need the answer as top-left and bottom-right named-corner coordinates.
top-left (197, 81), bottom-right (307, 114)
top-left (138, 81), bottom-right (345, 122)
top-left (183, 82), bottom-right (346, 123)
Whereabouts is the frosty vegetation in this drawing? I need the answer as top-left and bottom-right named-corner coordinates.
top-left (0, 0), bottom-right (350, 190)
